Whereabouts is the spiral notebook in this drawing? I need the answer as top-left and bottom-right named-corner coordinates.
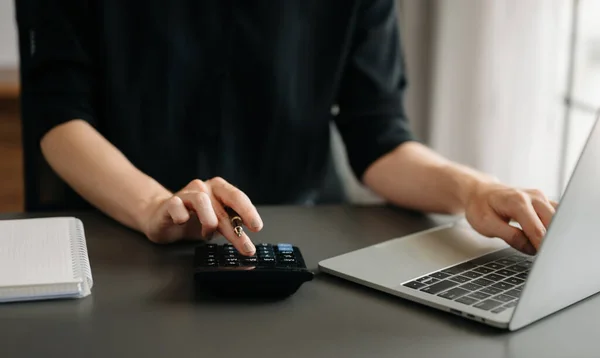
top-left (0, 217), bottom-right (93, 303)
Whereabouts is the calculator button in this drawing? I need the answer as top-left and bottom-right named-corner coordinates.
top-left (241, 258), bottom-right (258, 266)
top-left (277, 243), bottom-right (294, 251)
top-left (259, 258), bottom-right (276, 265)
top-left (205, 244), bottom-right (217, 250)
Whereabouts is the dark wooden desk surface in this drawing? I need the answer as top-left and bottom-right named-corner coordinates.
top-left (0, 206), bottom-right (597, 358)
top-left (0, 68), bottom-right (19, 98)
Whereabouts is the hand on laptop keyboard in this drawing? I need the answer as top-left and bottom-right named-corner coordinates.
top-left (462, 182), bottom-right (558, 255)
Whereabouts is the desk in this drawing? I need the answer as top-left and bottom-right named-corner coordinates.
top-left (0, 206), bottom-right (597, 358)
top-left (0, 68), bottom-right (19, 98)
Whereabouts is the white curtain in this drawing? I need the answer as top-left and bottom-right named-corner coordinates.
top-left (333, 0), bottom-right (572, 203)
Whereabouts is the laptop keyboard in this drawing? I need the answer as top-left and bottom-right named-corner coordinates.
top-left (402, 248), bottom-right (533, 314)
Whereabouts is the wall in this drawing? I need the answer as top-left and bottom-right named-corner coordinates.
top-left (0, 0), bottom-right (17, 67)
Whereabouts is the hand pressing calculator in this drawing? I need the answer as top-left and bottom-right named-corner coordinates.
top-left (194, 242), bottom-right (314, 298)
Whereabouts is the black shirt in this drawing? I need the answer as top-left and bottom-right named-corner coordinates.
top-left (15, 0), bottom-right (414, 210)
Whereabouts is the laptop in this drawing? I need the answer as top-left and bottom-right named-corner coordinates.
top-left (319, 111), bottom-right (600, 330)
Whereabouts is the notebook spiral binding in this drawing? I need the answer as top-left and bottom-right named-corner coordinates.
top-left (69, 219), bottom-right (94, 293)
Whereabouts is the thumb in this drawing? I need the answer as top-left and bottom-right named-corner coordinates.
top-left (470, 211), bottom-right (536, 255)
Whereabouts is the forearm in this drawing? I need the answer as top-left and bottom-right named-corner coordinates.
top-left (363, 142), bottom-right (497, 214)
top-left (40, 120), bottom-right (172, 232)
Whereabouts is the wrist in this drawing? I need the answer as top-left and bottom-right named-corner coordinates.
top-left (450, 164), bottom-right (498, 212)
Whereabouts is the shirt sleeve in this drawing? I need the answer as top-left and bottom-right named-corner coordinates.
top-left (15, 0), bottom-right (98, 144)
top-left (334, 0), bottom-right (416, 181)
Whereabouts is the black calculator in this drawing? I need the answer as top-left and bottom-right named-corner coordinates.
top-left (194, 242), bottom-right (314, 298)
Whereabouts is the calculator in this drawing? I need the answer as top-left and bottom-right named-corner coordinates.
top-left (194, 242), bottom-right (314, 298)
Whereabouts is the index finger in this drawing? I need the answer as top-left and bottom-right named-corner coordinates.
top-left (211, 199), bottom-right (256, 256)
top-left (210, 178), bottom-right (263, 232)
top-left (501, 193), bottom-right (546, 250)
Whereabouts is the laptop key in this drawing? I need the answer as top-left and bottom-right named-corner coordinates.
top-left (453, 262), bottom-right (478, 271)
top-left (455, 296), bottom-right (479, 305)
top-left (491, 306), bottom-right (508, 314)
top-left (504, 277), bottom-right (525, 286)
top-left (484, 262), bottom-right (506, 270)
top-left (496, 269), bottom-right (517, 277)
top-left (506, 264), bottom-right (529, 272)
top-left (462, 271), bottom-right (483, 279)
top-left (504, 300), bottom-right (518, 308)
top-left (493, 294), bottom-right (515, 303)
top-left (471, 249), bottom-right (513, 265)
top-left (506, 255), bottom-right (529, 263)
top-left (416, 276), bottom-right (440, 285)
top-left (472, 278), bottom-right (494, 286)
top-left (420, 280), bottom-right (458, 294)
top-left (459, 283), bottom-right (482, 291)
top-left (430, 272), bottom-right (452, 279)
top-left (473, 266), bottom-right (494, 274)
top-left (438, 287), bottom-right (470, 300)
top-left (483, 273), bottom-right (505, 281)
top-left (480, 286), bottom-right (503, 295)
top-left (449, 275), bottom-right (471, 284)
top-left (515, 272), bottom-right (529, 280)
top-left (496, 258), bottom-right (518, 266)
top-left (504, 289), bottom-right (522, 298)
top-left (473, 299), bottom-right (503, 311)
top-left (442, 263), bottom-right (473, 275)
top-left (491, 282), bottom-right (514, 291)
top-left (467, 291), bottom-right (491, 301)
top-left (403, 281), bottom-right (426, 289)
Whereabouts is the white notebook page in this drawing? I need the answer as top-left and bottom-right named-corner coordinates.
top-left (0, 218), bottom-right (77, 287)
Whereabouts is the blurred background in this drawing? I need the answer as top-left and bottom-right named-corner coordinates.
top-left (0, 0), bottom-right (598, 213)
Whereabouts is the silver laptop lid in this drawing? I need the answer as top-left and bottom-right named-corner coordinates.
top-left (510, 110), bottom-right (600, 330)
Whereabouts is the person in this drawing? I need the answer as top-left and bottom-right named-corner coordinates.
top-left (15, 0), bottom-right (557, 257)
